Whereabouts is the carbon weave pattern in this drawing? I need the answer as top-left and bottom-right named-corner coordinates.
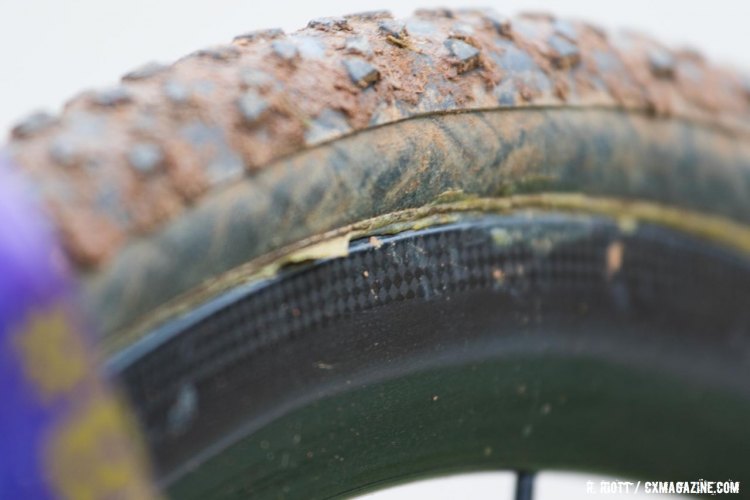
top-left (117, 213), bottom-right (749, 454)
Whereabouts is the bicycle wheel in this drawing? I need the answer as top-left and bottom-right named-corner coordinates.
top-left (7, 9), bottom-right (750, 498)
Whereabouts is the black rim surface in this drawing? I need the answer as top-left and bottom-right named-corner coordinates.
top-left (111, 212), bottom-right (750, 498)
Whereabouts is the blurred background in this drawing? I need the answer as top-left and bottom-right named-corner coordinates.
top-left (1, 1), bottom-right (744, 498)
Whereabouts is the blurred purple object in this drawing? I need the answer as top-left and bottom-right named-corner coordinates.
top-left (0, 152), bottom-right (68, 499)
top-left (0, 152), bottom-right (156, 499)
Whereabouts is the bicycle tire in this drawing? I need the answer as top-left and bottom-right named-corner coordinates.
top-left (6, 9), bottom-right (750, 499)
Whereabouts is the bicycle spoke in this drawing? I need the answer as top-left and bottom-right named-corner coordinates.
top-left (514, 471), bottom-right (535, 500)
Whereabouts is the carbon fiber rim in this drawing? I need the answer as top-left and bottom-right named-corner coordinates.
top-left (112, 211), bottom-right (750, 498)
